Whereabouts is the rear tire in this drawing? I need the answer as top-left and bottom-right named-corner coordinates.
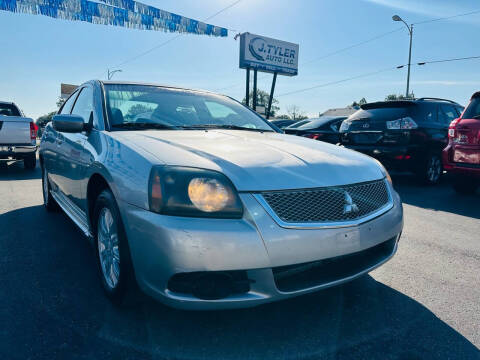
top-left (93, 189), bottom-right (137, 305)
top-left (418, 153), bottom-right (442, 185)
top-left (453, 176), bottom-right (478, 195)
top-left (24, 154), bottom-right (36, 170)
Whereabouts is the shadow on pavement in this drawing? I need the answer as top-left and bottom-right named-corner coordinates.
top-left (0, 160), bottom-right (41, 181)
top-left (392, 173), bottom-right (480, 219)
top-left (1, 205), bottom-right (479, 359)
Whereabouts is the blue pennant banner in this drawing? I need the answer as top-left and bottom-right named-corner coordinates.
top-left (0, 0), bottom-right (228, 37)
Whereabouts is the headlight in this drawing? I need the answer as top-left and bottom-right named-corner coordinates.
top-left (339, 120), bottom-right (351, 132)
top-left (149, 166), bottom-right (243, 218)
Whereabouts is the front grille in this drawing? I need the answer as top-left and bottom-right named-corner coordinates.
top-left (273, 237), bottom-right (397, 292)
top-left (261, 179), bottom-right (390, 224)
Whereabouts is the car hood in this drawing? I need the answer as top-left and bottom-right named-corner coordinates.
top-left (112, 130), bottom-right (384, 191)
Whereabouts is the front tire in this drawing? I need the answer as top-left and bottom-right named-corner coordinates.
top-left (24, 154), bottom-right (36, 170)
top-left (93, 189), bottom-right (136, 304)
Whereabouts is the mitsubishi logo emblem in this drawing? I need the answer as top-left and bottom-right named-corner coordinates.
top-left (343, 192), bottom-right (359, 214)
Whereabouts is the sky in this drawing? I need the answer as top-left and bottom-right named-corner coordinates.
top-left (1, 0), bottom-right (479, 119)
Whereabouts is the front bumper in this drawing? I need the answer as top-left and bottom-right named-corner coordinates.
top-left (119, 187), bottom-right (403, 310)
top-left (0, 145), bottom-right (37, 159)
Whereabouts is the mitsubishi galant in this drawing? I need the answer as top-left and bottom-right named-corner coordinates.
top-left (39, 81), bottom-right (403, 309)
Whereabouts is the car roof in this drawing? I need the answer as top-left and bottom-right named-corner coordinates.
top-left (0, 101), bottom-right (15, 105)
top-left (97, 80), bottom-right (217, 96)
top-left (360, 98), bottom-right (461, 110)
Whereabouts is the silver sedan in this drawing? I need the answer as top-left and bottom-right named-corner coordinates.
top-left (39, 81), bottom-right (403, 310)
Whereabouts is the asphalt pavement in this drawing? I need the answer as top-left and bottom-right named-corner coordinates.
top-left (0, 160), bottom-right (479, 360)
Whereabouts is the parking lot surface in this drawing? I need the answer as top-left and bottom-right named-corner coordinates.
top-left (0, 161), bottom-right (479, 360)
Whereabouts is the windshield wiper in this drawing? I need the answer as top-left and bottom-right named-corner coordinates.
top-left (111, 122), bottom-right (177, 130)
top-left (180, 124), bottom-right (274, 132)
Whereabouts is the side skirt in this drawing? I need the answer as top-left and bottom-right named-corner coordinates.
top-left (50, 189), bottom-right (93, 240)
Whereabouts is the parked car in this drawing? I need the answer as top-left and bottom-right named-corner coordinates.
top-left (284, 116), bottom-right (346, 144)
top-left (39, 80), bottom-right (403, 310)
top-left (443, 91), bottom-right (480, 194)
top-left (270, 118), bottom-right (297, 129)
top-left (0, 101), bottom-right (37, 169)
top-left (284, 119), bottom-right (311, 129)
top-left (340, 98), bottom-right (464, 184)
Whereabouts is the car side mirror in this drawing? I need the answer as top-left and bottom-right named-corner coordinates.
top-left (52, 114), bottom-right (85, 133)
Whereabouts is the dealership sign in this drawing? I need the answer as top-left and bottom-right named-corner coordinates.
top-left (239, 33), bottom-right (299, 76)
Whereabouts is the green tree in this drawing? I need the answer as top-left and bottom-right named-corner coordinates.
top-left (242, 89), bottom-right (280, 116)
top-left (351, 97), bottom-right (367, 107)
top-left (385, 93), bottom-right (415, 101)
top-left (56, 97), bottom-right (66, 109)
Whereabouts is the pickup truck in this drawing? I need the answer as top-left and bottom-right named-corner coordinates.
top-left (0, 101), bottom-right (37, 169)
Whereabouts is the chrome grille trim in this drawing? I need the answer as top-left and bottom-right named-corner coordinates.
top-left (253, 178), bottom-right (393, 229)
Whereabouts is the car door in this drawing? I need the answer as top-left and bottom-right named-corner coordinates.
top-left (58, 86), bottom-right (95, 208)
top-left (46, 90), bottom-right (79, 190)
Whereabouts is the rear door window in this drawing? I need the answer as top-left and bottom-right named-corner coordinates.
top-left (462, 97), bottom-right (480, 119)
top-left (0, 103), bottom-right (21, 116)
top-left (438, 105), bottom-right (458, 126)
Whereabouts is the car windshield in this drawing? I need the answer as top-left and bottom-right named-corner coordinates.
top-left (0, 103), bottom-right (21, 116)
top-left (104, 84), bottom-right (275, 132)
top-left (463, 97), bottom-right (480, 119)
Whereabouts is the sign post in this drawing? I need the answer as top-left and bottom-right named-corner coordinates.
top-left (239, 32), bottom-right (299, 118)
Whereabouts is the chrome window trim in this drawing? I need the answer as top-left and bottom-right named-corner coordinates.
top-left (252, 178), bottom-right (394, 230)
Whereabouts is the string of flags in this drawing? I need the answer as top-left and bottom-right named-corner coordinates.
top-left (0, 0), bottom-right (228, 37)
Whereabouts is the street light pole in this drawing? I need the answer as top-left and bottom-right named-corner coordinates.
top-left (107, 69), bottom-right (122, 80)
top-left (406, 24), bottom-right (413, 98)
top-left (393, 15), bottom-right (413, 98)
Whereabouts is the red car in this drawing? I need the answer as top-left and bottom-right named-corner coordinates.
top-left (443, 91), bottom-right (480, 194)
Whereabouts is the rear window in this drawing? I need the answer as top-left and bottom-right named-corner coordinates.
top-left (0, 103), bottom-right (21, 117)
top-left (349, 107), bottom-right (413, 122)
top-left (463, 98), bottom-right (480, 119)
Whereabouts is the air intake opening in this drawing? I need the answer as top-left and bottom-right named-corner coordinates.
top-left (168, 271), bottom-right (251, 300)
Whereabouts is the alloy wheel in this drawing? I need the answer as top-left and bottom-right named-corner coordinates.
top-left (427, 156), bottom-right (442, 183)
top-left (97, 207), bottom-right (121, 290)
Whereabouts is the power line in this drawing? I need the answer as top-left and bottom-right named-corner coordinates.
top-left (301, 27), bottom-right (404, 66)
top-left (100, 0), bottom-right (244, 76)
top-left (214, 27), bottom-right (404, 92)
top-left (277, 54), bottom-right (480, 98)
top-left (417, 55), bottom-right (480, 65)
top-left (277, 66), bottom-right (398, 97)
top-left (413, 9), bottom-right (480, 25)
top-left (215, 8), bottom-right (480, 92)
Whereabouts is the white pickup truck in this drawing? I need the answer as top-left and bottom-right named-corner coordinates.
top-left (0, 101), bottom-right (37, 169)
